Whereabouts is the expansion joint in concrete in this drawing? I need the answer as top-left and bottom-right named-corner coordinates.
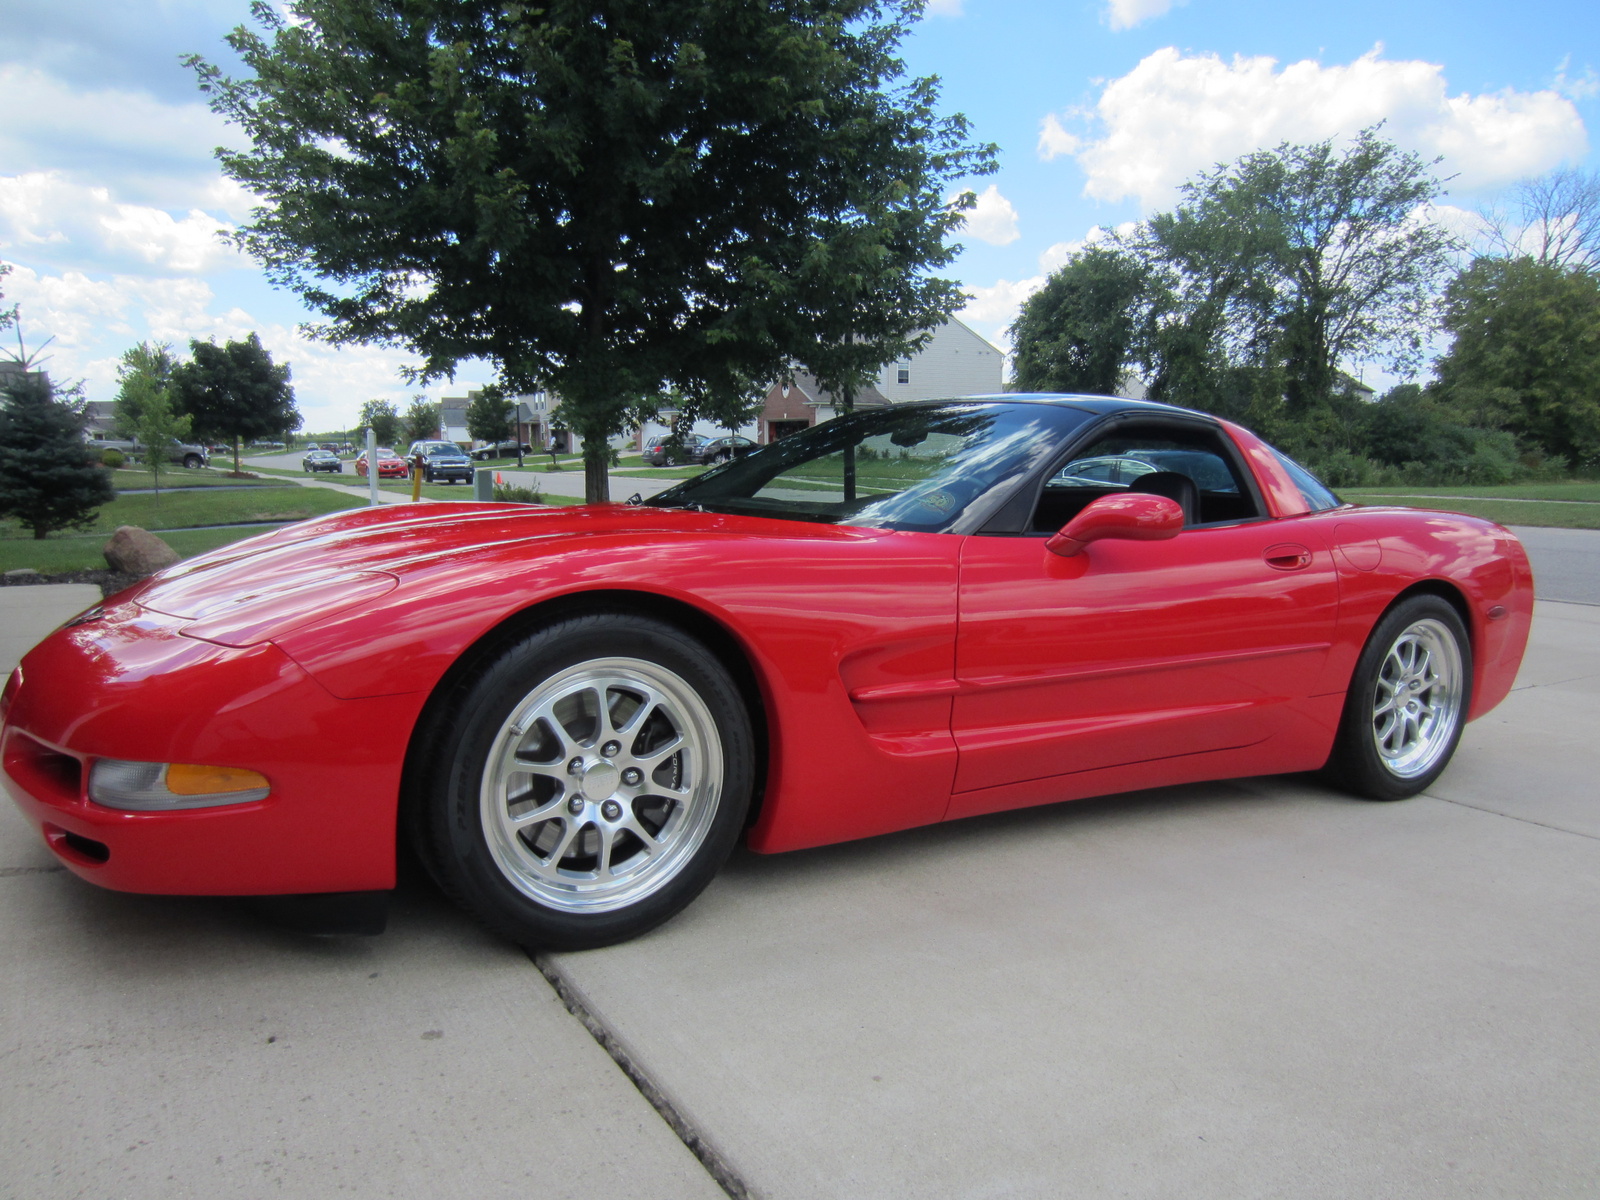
top-left (531, 951), bottom-right (757, 1200)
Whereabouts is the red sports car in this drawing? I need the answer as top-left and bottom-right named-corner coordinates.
top-left (1, 396), bottom-right (1534, 949)
top-left (354, 448), bottom-right (408, 479)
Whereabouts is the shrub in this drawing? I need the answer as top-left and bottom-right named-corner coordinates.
top-left (492, 482), bottom-right (543, 504)
top-left (99, 448), bottom-right (126, 469)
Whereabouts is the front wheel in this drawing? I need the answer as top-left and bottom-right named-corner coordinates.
top-left (184, 454), bottom-right (203, 469)
top-left (1325, 595), bottom-right (1472, 801)
top-left (412, 613), bottom-right (754, 950)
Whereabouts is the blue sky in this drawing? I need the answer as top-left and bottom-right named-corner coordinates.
top-left (2, 0), bottom-right (1596, 431)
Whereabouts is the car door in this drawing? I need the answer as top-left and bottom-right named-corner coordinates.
top-left (949, 512), bottom-right (1339, 814)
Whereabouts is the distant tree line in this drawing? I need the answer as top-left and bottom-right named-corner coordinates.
top-left (1009, 129), bottom-right (1600, 484)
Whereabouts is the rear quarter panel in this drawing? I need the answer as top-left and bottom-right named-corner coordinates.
top-left (1298, 506), bottom-right (1533, 719)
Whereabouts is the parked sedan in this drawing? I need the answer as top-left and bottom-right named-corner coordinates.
top-left (355, 449), bottom-right (408, 479)
top-left (302, 449), bottom-right (343, 474)
top-left (690, 435), bottom-right (756, 465)
top-left (470, 441), bottom-right (533, 461)
top-left (4, 395), bottom-right (1533, 955)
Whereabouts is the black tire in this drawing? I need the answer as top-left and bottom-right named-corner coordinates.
top-left (411, 613), bottom-right (754, 950)
top-left (184, 454), bottom-right (203, 469)
top-left (1324, 594), bottom-right (1472, 801)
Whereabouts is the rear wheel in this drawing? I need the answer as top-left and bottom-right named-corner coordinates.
top-left (413, 613), bottom-right (753, 949)
top-left (1325, 595), bottom-right (1471, 800)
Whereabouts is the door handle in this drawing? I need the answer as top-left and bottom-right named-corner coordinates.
top-left (1264, 543), bottom-right (1313, 571)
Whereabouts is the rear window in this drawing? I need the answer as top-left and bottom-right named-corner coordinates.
top-left (1271, 450), bottom-right (1343, 512)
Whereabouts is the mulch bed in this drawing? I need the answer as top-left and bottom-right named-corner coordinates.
top-left (2, 568), bottom-right (145, 598)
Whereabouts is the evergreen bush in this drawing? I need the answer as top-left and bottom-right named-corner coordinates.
top-left (0, 375), bottom-right (116, 538)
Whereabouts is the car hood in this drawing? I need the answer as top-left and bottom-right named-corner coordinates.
top-left (132, 501), bottom-right (869, 628)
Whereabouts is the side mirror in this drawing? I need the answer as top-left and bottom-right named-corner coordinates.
top-left (1047, 492), bottom-right (1184, 557)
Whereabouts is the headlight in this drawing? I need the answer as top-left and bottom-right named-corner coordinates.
top-left (89, 760), bottom-right (270, 810)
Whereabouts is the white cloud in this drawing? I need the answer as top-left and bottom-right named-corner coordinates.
top-left (0, 263), bottom-right (445, 430)
top-left (955, 184), bottom-right (1021, 246)
top-left (1060, 47), bottom-right (1590, 211)
top-left (1104, 0), bottom-right (1180, 32)
top-left (1036, 223), bottom-right (1136, 272)
top-left (1037, 113), bottom-right (1081, 161)
top-left (0, 172), bottom-right (242, 274)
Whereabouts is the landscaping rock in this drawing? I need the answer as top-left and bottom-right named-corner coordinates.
top-left (103, 526), bottom-right (180, 576)
top-left (3, 568), bottom-right (41, 581)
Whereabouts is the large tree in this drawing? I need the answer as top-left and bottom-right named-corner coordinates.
top-left (0, 373), bottom-right (115, 539)
top-left (1434, 257), bottom-right (1600, 468)
top-left (172, 333), bottom-right (300, 473)
top-left (1139, 126), bottom-right (1458, 414)
top-left (188, 0), bottom-right (993, 501)
top-left (1008, 246), bottom-right (1153, 395)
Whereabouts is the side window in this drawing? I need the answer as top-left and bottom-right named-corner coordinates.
top-left (1032, 424), bottom-right (1265, 533)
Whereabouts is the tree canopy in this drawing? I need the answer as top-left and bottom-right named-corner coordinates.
top-left (114, 342), bottom-right (178, 438)
top-left (172, 333), bottom-right (299, 472)
top-left (1008, 246), bottom-right (1151, 395)
top-left (357, 398), bottom-right (401, 447)
top-left (464, 389), bottom-right (513, 447)
top-left (403, 395), bottom-right (438, 444)
top-left (188, 0), bottom-right (994, 500)
top-left (1434, 257), bottom-right (1600, 468)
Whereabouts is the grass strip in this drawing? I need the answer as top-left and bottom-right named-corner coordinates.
top-left (110, 467), bottom-right (279, 488)
top-left (1348, 497), bottom-right (1600, 529)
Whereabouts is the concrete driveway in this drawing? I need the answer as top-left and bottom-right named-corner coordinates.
top-left (2, 552), bottom-right (1597, 1196)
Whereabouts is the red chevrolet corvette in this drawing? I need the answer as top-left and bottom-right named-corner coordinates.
top-left (2, 396), bottom-right (1533, 949)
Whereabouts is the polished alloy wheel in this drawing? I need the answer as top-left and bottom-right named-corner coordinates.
top-left (479, 657), bottom-right (724, 913)
top-left (1370, 617), bottom-right (1464, 779)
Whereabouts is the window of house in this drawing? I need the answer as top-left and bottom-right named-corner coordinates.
top-left (897, 368), bottom-right (910, 385)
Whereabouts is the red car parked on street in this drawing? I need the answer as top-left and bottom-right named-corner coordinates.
top-left (2, 396), bottom-right (1534, 950)
top-left (354, 448), bottom-right (408, 479)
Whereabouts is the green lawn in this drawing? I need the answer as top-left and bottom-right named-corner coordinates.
top-left (111, 467), bottom-right (279, 488)
top-left (1342, 482), bottom-right (1600, 503)
top-left (1345, 495), bottom-right (1600, 529)
top-left (0, 526), bottom-right (289, 574)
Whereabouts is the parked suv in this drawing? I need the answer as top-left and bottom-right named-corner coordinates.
top-left (407, 440), bottom-right (474, 484)
top-left (642, 434), bottom-right (707, 466)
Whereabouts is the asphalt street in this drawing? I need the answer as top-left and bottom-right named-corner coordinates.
top-left (2, 532), bottom-right (1596, 1198)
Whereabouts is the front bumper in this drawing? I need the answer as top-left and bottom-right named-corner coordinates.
top-left (1, 603), bottom-right (421, 896)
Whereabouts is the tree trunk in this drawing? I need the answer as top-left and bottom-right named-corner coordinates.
top-left (233, 435), bottom-right (242, 477)
top-left (840, 382), bottom-right (856, 504)
top-left (583, 438), bottom-right (610, 504)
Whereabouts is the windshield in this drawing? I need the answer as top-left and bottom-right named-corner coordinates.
top-left (648, 402), bottom-right (1090, 532)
